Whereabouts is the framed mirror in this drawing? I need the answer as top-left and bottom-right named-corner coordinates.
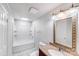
top-left (53, 16), bottom-right (77, 51)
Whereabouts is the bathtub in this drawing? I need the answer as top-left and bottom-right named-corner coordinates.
top-left (13, 39), bottom-right (37, 56)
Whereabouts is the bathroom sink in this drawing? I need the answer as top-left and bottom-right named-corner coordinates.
top-left (63, 51), bottom-right (73, 56)
top-left (48, 49), bottom-right (73, 56)
top-left (48, 49), bottom-right (64, 56)
top-left (39, 42), bottom-right (46, 46)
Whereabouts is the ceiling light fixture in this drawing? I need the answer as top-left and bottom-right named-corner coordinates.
top-left (28, 7), bottom-right (39, 14)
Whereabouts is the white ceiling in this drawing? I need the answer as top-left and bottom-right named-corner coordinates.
top-left (2, 3), bottom-right (61, 20)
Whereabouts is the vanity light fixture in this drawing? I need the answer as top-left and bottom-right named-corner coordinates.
top-left (58, 12), bottom-right (66, 18)
top-left (21, 18), bottom-right (29, 21)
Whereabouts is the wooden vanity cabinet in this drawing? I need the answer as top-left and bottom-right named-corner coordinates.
top-left (39, 49), bottom-right (47, 56)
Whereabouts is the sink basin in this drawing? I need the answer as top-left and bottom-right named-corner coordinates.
top-left (48, 49), bottom-right (73, 56)
top-left (48, 49), bottom-right (64, 56)
top-left (63, 51), bottom-right (73, 56)
top-left (39, 42), bottom-right (46, 46)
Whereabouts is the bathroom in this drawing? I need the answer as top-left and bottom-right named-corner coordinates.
top-left (0, 3), bottom-right (79, 56)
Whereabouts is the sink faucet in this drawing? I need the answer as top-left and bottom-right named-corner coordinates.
top-left (58, 47), bottom-right (66, 56)
top-left (58, 47), bottom-right (62, 51)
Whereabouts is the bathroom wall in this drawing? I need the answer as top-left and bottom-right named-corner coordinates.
top-left (32, 6), bottom-right (79, 53)
top-left (13, 19), bottom-right (32, 43)
top-left (32, 7), bottom-right (79, 45)
top-left (32, 13), bottom-right (54, 44)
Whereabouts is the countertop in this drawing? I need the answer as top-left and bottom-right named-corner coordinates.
top-left (39, 43), bottom-right (79, 56)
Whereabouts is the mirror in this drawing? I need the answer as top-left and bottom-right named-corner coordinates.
top-left (53, 16), bottom-right (77, 51)
top-left (55, 17), bottom-right (72, 48)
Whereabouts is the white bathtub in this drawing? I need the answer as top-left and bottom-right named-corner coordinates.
top-left (13, 39), bottom-right (36, 56)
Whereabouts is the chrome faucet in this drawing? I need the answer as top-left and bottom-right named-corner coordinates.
top-left (58, 47), bottom-right (66, 56)
top-left (58, 47), bottom-right (62, 51)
